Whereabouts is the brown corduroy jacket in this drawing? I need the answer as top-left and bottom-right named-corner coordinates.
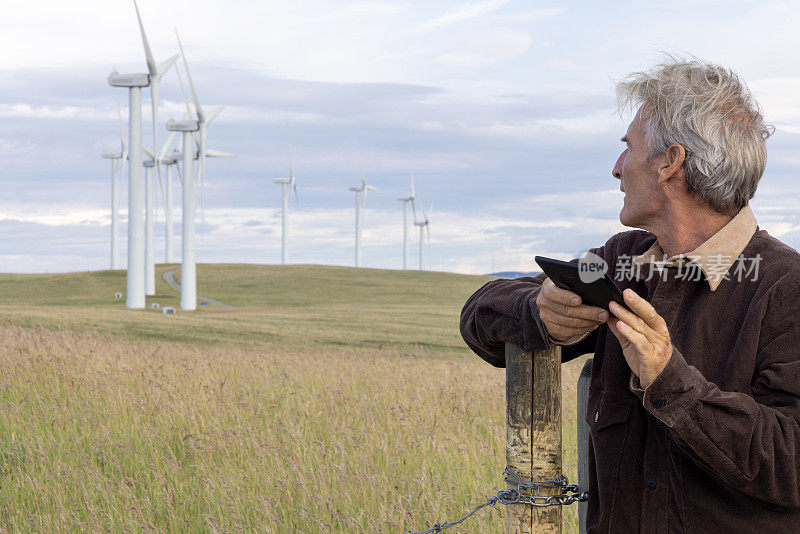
top-left (460, 206), bottom-right (800, 533)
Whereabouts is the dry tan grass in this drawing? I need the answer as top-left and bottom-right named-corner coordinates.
top-left (0, 324), bottom-right (585, 533)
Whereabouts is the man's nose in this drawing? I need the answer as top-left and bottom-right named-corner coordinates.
top-left (612, 153), bottom-right (624, 179)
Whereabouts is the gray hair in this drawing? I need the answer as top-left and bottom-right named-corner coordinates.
top-left (617, 57), bottom-right (773, 216)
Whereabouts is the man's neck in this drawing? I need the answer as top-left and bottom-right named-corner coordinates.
top-left (648, 203), bottom-right (734, 258)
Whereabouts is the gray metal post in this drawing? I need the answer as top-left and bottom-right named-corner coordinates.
top-left (577, 358), bottom-right (593, 534)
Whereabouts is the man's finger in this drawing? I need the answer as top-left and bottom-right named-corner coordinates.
top-left (540, 307), bottom-right (603, 329)
top-left (540, 299), bottom-right (608, 322)
top-left (612, 316), bottom-right (651, 353)
top-left (608, 300), bottom-right (650, 336)
top-left (606, 317), bottom-right (630, 349)
top-left (606, 318), bottom-right (631, 349)
top-left (542, 277), bottom-right (583, 306)
top-left (623, 289), bottom-right (668, 334)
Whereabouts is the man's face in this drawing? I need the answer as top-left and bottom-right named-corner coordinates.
top-left (612, 108), bottom-right (663, 229)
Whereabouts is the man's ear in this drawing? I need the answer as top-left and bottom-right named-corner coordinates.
top-left (657, 144), bottom-right (686, 185)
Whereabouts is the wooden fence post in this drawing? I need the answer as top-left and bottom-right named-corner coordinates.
top-left (505, 343), bottom-right (562, 534)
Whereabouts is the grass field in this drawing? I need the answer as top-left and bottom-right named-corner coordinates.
top-left (0, 265), bottom-right (587, 532)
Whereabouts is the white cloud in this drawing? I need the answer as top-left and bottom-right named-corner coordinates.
top-left (498, 8), bottom-right (563, 23)
top-left (434, 29), bottom-right (534, 68)
top-left (749, 77), bottom-right (800, 127)
top-left (0, 103), bottom-right (114, 121)
top-left (0, 204), bottom-right (110, 226)
top-left (415, 0), bottom-right (513, 33)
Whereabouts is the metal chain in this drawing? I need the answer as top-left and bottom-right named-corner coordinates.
top-left (403, 467), bottom-right (588, 534)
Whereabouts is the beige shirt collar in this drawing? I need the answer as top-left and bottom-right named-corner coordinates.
top-left (632, 204), bottom-right (758, 291)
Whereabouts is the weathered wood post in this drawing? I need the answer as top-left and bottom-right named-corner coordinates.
top-left (505, 342), bottom-right (562, 533)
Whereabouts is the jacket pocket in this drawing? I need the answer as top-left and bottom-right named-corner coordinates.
top-left (586, 387), bottom-right (634, 430)
top-left (585, 387), bottom-right (634, 530)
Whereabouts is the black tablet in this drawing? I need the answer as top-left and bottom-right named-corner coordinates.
top-left (534, 255), bottom-right (628, 311)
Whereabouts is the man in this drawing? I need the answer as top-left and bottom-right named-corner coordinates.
top-left (460, 58), bottom-right (800, 533)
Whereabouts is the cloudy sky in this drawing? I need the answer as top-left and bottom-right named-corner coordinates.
top-left (3, 0), bottom-right (800, 274)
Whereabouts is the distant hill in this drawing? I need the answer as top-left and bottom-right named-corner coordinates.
top-left (486, 271), bottom-right (541, 279)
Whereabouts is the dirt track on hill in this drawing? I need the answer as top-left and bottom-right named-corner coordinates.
top-left (162, 268), bottom-right (235, 308)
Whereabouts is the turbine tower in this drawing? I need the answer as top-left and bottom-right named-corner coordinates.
top-left (107, 9), bottom-right (151, 309)
top-left (163, 68), bottom-right (194, 264)
top-left (144, 157), bottom-right (156, 295)
top-left (274, 151), bottom-right (297, 265)
top-left (168, 31), bottom-right (230, 310)
top-left (414, 204), bottom-right (432, 270)
top-left (101, 105), bottom-right (127, 270)
top-left (397, 173), bottom-right (416, 270)
top-left (168, 32), bottom-right (201, 311)
top-left (101, 148), bottom-right (123, 270)
top-left (348, 159), bottom-right (376, 268)
top-left (156, 134), bottom-right (179, 263)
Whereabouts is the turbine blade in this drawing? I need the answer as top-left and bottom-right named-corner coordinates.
top-left (116, 100), bottom-right (128, 150)
top-left (142, 146), bottom-right (155, 159)
top-left (176, 157), bottom-right (183, 186)
top-left (410, 172), bottom-right (415, 197)
top-left (426, 224), bottom-right (431, 269)
top-left (289, 148), bottom-right (295, 184)
top-left (356, 143), bottom-right (366, 188)
top-left (174, 64), bottom-right (193, 117)
top-left (157, 54), bottom-right (180, 80)
top-left (198, 125), bottom-right (206, 239)
top-left (207, 104), bottom-right (226, 125)
top-left (204, 149), bottom-right (235, 158)
top-left (151, 79), bottom-right (161, 204)
top-left (120, 151), bottom-right (128, 183)
top-left (159, 130), bottom-right (178, 161)
top-left (175, 29), bottom-right (205, 124)
top-left (133, 0), bottom-right (157, 77)
top-left (157, 167), bottom-right (165, 213)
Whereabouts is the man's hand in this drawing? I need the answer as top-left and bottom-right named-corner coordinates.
top-left (607, 288), bottom-right (672, 388)
top-left (537, 277), bottom-right (609, 345)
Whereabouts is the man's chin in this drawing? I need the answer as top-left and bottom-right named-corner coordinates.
top-left (619, 208), bottom-right (636, 228)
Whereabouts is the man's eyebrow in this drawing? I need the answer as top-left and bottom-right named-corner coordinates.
top-left (621, 136), bottom-right (629, 143)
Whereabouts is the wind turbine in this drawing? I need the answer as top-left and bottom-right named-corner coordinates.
top-left (168, 31), bottom-right (230, 310)
top-left (167, 33), bottom-right (201, 311)
top-left (348, 159), bottom-right (377, 268)
top-left (397, 173), bottom-right (417, 270)
top-left (171, 40), bottom-right (227, 241)
top-left (132, 0), bottom-right (178, 296)
top-left (101, 147), bottom-right (123, 270)
top-left (414, 203), bottom-right (432, 270)
top-left (107, 7), bottom-right (151, 309)
top-left (162, 66), bottom-right (195, 264)
top-left (133, 0), bottom-right (178, 223)
top-left (274, 150), bottom-right (297, 265)
top-left (194, 105), bottom-right (227, 238)
top-left (101, 102), bottom-right (128, 270)
top-left (157, 133), bottom-right (179, 263)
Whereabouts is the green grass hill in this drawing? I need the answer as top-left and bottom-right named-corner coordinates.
top-left (0, 264), bottom-right (493, 355)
